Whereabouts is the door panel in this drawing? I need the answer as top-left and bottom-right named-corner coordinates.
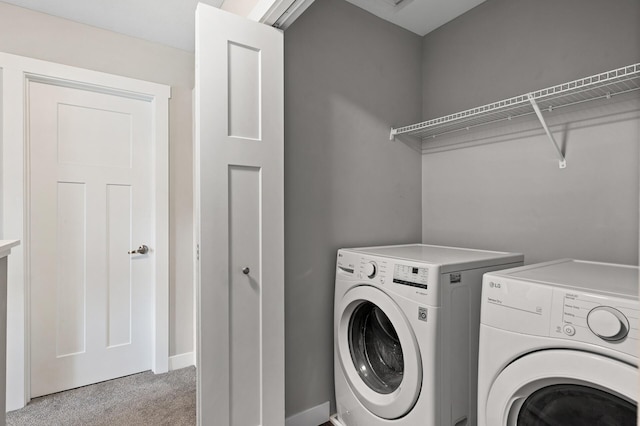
top-left (196, 4), bottom-right (284, 426)
top-left (227, 42), bottom-right (261, 140)
top-left (228, 165), bottom-right (261, 426)
top-left (107, 184), bottom-right (133, 347)
top-left (55, 182), bottom-right (86, 357)
top-left (29, 81), bottom-right (153, 397)
top-left (57, 103), bottom-right (132, 168)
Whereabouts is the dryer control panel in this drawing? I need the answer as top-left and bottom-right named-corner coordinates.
top-left (481, 275), bottom-right (639, 358)
top-left (551, 290), bottom-right (635, 343)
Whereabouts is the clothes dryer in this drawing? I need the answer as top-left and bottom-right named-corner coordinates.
top-left (332, 244), bottom-right (523, 426)
top-left (478, 259), bottom-right (639, 426)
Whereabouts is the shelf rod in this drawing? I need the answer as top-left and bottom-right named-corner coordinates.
top-left (527, 94), bottom-right (567, 169)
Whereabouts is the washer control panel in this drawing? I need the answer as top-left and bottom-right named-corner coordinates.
top-left (363, 261), bottom-right (377, 279)
top-left (336, 250), bottom-right (439, 305)
top-left (392, 264), bottom-right (429, 289)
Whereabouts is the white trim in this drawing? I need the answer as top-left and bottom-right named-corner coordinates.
top-left (192, 88), bottom-right (198, 371)
top-left (169, 352), bottom-right (195, 371)
top-left (285, 401), bottom-right (330, 426)
top-left (248, 0), bottom-right (315, 29)
top-left (0, 52), bottom-right (170, 411)
top-left (151, 78), bottom-right (171, 376)
top-left (0, 241), bottom-right (20, 258)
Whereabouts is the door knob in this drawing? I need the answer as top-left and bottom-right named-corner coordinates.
top-left (128, 245), bottom-right (149, 255)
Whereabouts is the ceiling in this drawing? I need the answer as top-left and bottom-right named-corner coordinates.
top-left (0, 0), bottom-right (234, 52)
top-left (345, 0), bottom-right (485, 36)
top-left (0, 0), bottom-right (484, 52)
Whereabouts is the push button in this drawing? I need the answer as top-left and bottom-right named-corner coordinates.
top-left (418, 307), bottom-right (428, 322)
top-left (563, 324), bottom-right (576, 336)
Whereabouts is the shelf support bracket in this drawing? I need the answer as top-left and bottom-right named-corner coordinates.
top-left (528, 94), bottom-right (567, 169)
top-left (389, 127), bottom-right (397, 141)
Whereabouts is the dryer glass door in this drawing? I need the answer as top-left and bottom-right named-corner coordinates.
top-left (483, 349), bottom-right (638, 426)
top-left (517, 384), bottom-right (636, 425)
top-left (349, 301), bottom-right (404, 394)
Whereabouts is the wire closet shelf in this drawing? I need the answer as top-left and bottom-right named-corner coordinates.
top-left (390, 63), bottom-right (640, 154)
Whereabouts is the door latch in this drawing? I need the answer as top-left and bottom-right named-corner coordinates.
top-left (128, 245), bottom-right (149, 255)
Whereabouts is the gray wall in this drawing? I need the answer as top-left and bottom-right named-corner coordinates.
top-left (421, 0), bottom-right (640, 265)
top-left (0, 2), bottom-right (195, 357)
top-left (284, 0), bottom-right (422, 416)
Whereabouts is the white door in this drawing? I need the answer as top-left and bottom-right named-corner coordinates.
top-left (195, 4), bottom-right (284, 426)
top-left (29, 80), bottom-right (153, 397)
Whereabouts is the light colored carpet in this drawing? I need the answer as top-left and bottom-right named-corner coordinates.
top-left (7, 366), bottom-right (196, 426)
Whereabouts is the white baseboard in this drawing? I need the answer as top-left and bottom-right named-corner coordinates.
top-left (285, 401), bottom-right (330, 426)
top-left (168, 352), bottom-right (195, 371)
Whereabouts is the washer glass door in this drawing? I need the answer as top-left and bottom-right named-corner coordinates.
top-left (349, 301), bottom-right (404, 394)
top-left (337, 285), bottom-right (422, 420)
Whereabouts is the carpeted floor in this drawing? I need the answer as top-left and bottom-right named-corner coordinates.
top-left (7, 366), bottom-right (196, 426)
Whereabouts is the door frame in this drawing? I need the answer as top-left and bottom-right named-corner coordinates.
top-left (0, 52), bottom-right (170, 411)
top-left (248, 0), bottom-right (315, 28)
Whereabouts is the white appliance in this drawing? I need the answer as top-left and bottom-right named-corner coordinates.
top-left (477, 259), bottom-right (639, 426)
top-left (333, 244), bottom-right (523, 426)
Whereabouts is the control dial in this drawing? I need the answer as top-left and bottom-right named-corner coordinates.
top-left (363, 261), bottom-right (377, 279)
top-left (587, 306), bottom-right (629, 341)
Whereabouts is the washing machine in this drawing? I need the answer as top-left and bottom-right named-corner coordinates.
top-left (477, 259), bottom-right (639, 426)
top-left (332, 244), bottom-right (523, 426)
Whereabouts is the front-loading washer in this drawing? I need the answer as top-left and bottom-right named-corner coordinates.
top-left (477, 259), bottom-right (639, 426)
top-left (332, 244), bottom-right (523, 426)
